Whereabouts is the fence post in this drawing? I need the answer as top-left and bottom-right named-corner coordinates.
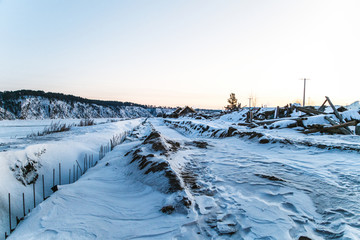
top-left (22, 193), bottom-right (25, 217)
top-left (8, 193), bottom-right (12, 233)
top-left (42, 175), bottom-right (45, 200)
top-left (53, 168), bottom-right (55, 187)
top-left (69, 169), bottom-right (71, 184)
top-left (73, 165), bottom-right (75, 182)
top-left (76, 160), bottom-right (83, 175)
top-left (59, 163), bottom-right (61, 185)
top-left (33, 182), bottom-right (36, 208)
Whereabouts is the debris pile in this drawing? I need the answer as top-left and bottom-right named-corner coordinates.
top-left (236, 96), bottom-right (360, 135)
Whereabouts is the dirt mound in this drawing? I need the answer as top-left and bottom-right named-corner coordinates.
top-left (127, 130), bottom-right (183, 193)
top-left (143, 131), bottom-right (180, 154)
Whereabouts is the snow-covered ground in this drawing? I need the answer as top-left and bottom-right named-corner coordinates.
top-left (0, 118), bottom-right (143, 237)
top-left (0, 118), bottom-right (125, 151)
top-left (2, 117), bottom-right (360, 239)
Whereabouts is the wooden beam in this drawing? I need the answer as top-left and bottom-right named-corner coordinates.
top-left (326, 96), bottom-right (345, 123)
top-left (318, 98), bottom-right (328, 112)
top-left (294, 106), bottom-right (316, 116)
top-left (325, 96), bottom-right (352, 134)
top-left (324, 116), bottom-right (353, 135)
top-left (304, 120), bottom-right (357, 134)
top-left (254, 117), bottom-right (307, 126)
top-left (294, 106), bottom-right (325, 116)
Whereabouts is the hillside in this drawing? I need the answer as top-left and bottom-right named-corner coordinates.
top-left (0, 90), bottom-right (153, 120)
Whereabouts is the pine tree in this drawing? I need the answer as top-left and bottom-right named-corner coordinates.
top-left (225, 93), bottom-right (240, 111)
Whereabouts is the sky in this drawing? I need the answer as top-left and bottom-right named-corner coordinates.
top-left (1, 0), bottom-right (360, 109)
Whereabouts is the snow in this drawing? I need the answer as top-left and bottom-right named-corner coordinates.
top-left (0, 95), bottom-right (152, 120)
top-left (269, 119), bottom-right (297, 129)
top-left (0, 118), bottom-right (143, 236)
top-left (2, 116), bottom-right (360, 239)
top-left (347, 101), bottom-right (360, 110)
top-left (219, 109), bottom-right (248, 122)
top-left (9, 141), bottom-right (197, 240)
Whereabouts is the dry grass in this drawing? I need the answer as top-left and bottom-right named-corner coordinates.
top-left (28, 121), bottom-right (71, 137)
top-left (78, 118), bottom-right (95, 126)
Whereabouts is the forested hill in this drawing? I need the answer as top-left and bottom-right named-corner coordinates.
top-left (0, 90), bottom-right (155, 120)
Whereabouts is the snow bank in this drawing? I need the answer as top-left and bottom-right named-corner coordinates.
top-left (9, 139), bottom-right (198, 240)
top-left (0, 119), bottom-right (143, 236)
top-left (219, 109), bottom-right (248, 122)
top-left (346, 100), bottom-right (360, 110)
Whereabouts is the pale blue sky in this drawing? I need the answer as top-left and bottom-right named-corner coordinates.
top-left (1, 0), bottom-right (359, 109)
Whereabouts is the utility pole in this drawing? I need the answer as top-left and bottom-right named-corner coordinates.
top-left (248, 97), bottom-right (253, 123)
top-left (301, 78), bottom-right (309, 106)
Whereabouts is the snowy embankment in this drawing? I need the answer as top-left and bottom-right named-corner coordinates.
top-left (5, 118), bottom-right (360, 239)
top-left (161, 119), bottom-right (360, 239)
top-left (164, 113), bottom-right (360, 151)
top-left (0, 118), bottom-right (142, 237)
top-left (8, 120), bottom-right (200, 240)
top-left (0, 93), bottom-right (153, 120)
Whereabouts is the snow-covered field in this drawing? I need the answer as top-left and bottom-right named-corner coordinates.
top-left (1, 117), bottom-right (360, 239)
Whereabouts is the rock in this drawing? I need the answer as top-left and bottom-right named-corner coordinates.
top-left (161, 205), bottom-right (175, 214)
top-left (255, 174), bottom-right (285, 182)
top-left (298, 236), bottom-right (312, 240)
top-left (259, 137), bottom-right (270, 144)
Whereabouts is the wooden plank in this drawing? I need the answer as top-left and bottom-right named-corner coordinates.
top-left (294, 106), bottom-right (316, 116)
top-left (326, 96), bottom-right (345, 123)
top-left (324, 116), bottom-right (353, 135)
top-left (254, 117), bottom-right (307, 126)
top-left (304, 120), bottom-right (357, 134)
top-left (325, 96), bottom-right (352, 134)
top-left (355, 124), bottom-right (360, 135)
top-left (294, 106), bottom-right (325, 116)
top-left (318, 98), bottom-right (328, 112)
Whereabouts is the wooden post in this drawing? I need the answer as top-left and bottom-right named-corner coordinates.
top-left (325, 96), bottom-right (352, 134)
top-left (22, 193), bottom-right (25, 217)
top-left (318, 98), bottom-right (328, 112)
top-left (274, 106), bottom-right (280, 119)
top-left (355, 123), bottom-right (360, 135)
top-left (42, 175), bottom-right (45, 200)
top-left (53, 168), bottom-right (55, 187)
top-left (326, 96), bottom-right (345, 123)
top-left (69, 169), bottom-right (71, 184)
top-left (76, 160), bottom-right (83, 175)
top-left (59, 163), bottom-right (61, 185)
top-left (8, 193), bottom-right (12, 232)
top-left (33, 182), bottom-right (36, 208)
